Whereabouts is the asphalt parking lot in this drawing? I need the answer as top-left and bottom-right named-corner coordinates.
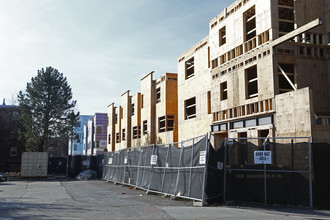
top-left (0, 178), bottom-right (330, 220)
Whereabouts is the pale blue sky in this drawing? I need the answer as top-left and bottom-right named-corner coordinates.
top-left (0, 0), bottom-right (232, 115)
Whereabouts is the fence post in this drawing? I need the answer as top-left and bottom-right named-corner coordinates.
top-left (202, 134), bottom-right (210, 206)
top-left (308, 137), bottom-right (313, 208)
top-left (188, 138), bottom-right (195, 197)
top-left (161, 144), bottom-right (171, 193)
top-left (263, 139), bottom-right (267, 205)
top-left (147, 144), bottom-right (156, 193)
top-left (223, 137), bottom-right (228, 204)
top-left (122, 150), bottom-right (126, 184)
top-left (174, 140), bottom-right (184, 197)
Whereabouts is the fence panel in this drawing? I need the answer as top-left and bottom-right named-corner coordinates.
top-left (224, 137), bottom-right (312, 207)
top-left (103, 134), bottom-right (208, 201)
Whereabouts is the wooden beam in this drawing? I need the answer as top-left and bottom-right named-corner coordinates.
top-left (271, 18), bottom-right (322, 47)
top-left (278, 65), bottom-right (297, 91)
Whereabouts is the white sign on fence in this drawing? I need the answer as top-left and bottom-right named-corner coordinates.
top-left (108, 158), bottom-right (113, 165)
top-left (254, 151), bottom-right (272, 164)
top-left (199, 151), bottom-right (206, 165)
top-left (124, 156), bottom-right (128, 164)
top-left (217, 161), bottom-right (223, 170)
top-left (150, 155), bottom-right (158, 165)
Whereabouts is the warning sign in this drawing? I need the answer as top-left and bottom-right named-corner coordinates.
top-left (199, 151), bottom-right (206, 165)
top-left (108, 158), bottom-right (113, 165)
top-left (150, 155), bottom-right (158, 165)
top-left (254, 151), bottom-right (272, 164)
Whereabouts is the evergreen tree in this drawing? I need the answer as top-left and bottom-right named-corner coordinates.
top-left (17, 67), bottom-right (79, 152)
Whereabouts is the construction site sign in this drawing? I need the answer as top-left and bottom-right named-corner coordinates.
top-left (254, 151), bottom-right (272, 164)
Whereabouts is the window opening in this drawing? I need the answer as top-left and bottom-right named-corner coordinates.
top-left (97, 126), bottom-right (102, 134)
top-left (159, 116), bottom-right (166, 133)
top-left (258, 129), bottom-right (269, 146)
top-left (185, 57), bottom-right (195, 79)
top-left (244, 6), bottom-right (256, 42)
top-left (278, 63), bottom-right (295, 94)
top-left (133, 126), bottom-right (141, 139)
top-left (143, 120), bottom-right (148, 135)
top-left (116, 133), bottom-right (120, 143)
top-left (167, 115), bottom-right (174, 131)
top-left (245, 65), bottom-right (258, 99)
top-left (220, 82), bottom-right (228, 101)
top-left (156, 88), bottom-right (161, 103)
top-left (238, 132), bottom-right (247, 143)
top-left (131, 104), bottom-right (135, 116)
top-left (122, 129), bottom-right (126, 140)
top-left (219, 26), bottom-right (226, 46)
top-left (278, 0), bottom-right (294, 36)
top-left (185, 97), bottom-right (196, 120)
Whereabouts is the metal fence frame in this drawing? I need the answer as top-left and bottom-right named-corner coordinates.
top-left (103, 134), bottom-right (208, 202)
top-left (223, 136), bottom-right (312, 208)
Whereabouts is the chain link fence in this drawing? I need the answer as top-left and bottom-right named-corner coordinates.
top-left (103, 134), bottom-right (208, 201)
top-left (221, 136), bottom-right (312, 208)
top-left (102, 134), bottom-right (313, 207)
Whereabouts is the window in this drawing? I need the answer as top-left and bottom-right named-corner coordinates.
top-left (167, 115), bottom-right (174, 131)
top-left (159, 116), bottom-right (166, 133)
top-left (131, 104), bottom-right (135, 116)
top-left (238, 132), bottom-right (247, 143)
top-left (12, 111), bottom-right (19, 120)
top-left (220, 82), bottom-right (228, 101)
top-left (116, 133), bottom-right (120, 143)
top-left (96, 126), bottom-right (102, 134)
top-left (10, 147), bottom-right (17, 157)
top-left (244, 6), bottom-right (256, 41)
top-left (258, 129), bottom-right (269, 146)
top-left (122, 129), bottom-right (126, 140)
top-left (278, 63), bottom-right (295, 94)
top-left (143, 120), bottom-right (148, 135)
top-left (278, 0), bottom-right (294, 36)
top-left (74, 122), bottom-right (81, 128)
top-left (219, 26), bottom-right (226, 46)
top-left (245, 65), bottom-right (258, 99)
top-left (159, 115), bottom-right (174, 132)
top-left (185, 97), bottom-right (196, 120)
top-left (133, 126), bottom-right (141, 139)
top-left (156, 88), bottom-right (161, 103)
top-left (115, 113), bottom-right (118, 124)
top-left (185, 57), bottom-right (194, 79)
top-left (108, 134), bottom-right (111, 144)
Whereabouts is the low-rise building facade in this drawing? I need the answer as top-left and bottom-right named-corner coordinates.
top-left (177, 0), bottom-right (330, 143)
